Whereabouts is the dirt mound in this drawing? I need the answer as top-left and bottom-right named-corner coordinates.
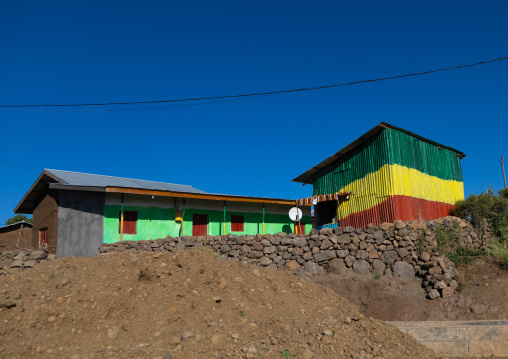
top-left (0, 250), bottom-right (437, 358)
top-left (315, 256), bottom-right (508, 322)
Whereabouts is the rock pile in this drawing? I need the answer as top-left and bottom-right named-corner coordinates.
top-left (0, 248), bottom-right (55, 274)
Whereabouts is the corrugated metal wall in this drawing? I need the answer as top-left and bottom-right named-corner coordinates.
top-left (312, 128), bottom-right (464, 227)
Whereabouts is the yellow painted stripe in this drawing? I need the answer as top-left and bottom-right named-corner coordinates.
top-left (335, 163), bottom-right (464, 218)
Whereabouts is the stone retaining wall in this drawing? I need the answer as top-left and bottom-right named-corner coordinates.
top-left (0, 216), bottom-right (491, 300)
top-left (98, 216), bottom-right (490, 299)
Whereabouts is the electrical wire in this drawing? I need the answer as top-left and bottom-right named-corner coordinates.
top-left (475, 164), bottom-right (501, 194)
top-left (0, 157), bottom-right (38, 175)
top-left (4, 93), bottom-right (278, 112)
top-left (1, 55), bottom-right (507, 108)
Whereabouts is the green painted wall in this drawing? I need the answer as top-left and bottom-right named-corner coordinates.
top-left (104, 205), bottom-right (178, 243)
top-left (103, 205), bottom-right (312, 243)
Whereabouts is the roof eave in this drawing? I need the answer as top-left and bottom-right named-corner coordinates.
top-left (14, 170), bottom-right (66, 214)
top-left (105, 186), bottom-right (297, 205)
top-left (48, 183), bottom-right (106, 193)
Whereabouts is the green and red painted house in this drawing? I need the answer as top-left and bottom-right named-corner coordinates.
top-left (293, 122), bottom-right (465, 229)
top-left (14, 169), bottom-right (311, 257)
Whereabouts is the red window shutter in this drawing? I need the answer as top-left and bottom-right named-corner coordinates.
top-left (40, 229), bottom-right (48, 244)
top-left (192, 214), bottom-right (208, 236)
top-left (231, 215), bottom-right (244, 232)
top-left (119, 211), bottom-right (138, 234)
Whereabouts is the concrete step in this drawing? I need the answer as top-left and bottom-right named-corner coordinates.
top-left (389, 320), bottom-right (508, 357)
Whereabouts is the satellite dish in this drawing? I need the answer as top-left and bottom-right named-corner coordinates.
top-left (289, 207), bottom-right (303, 221)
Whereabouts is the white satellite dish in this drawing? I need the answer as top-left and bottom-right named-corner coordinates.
top-left (289, 207), bottom-right (303, 221)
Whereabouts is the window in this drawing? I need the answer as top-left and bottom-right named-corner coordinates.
top-left (39, 228), bottom-right (48, 247)
top-left (231, 215), bottom-right (244, 232)
top-left (119, 211), bottom-right (138, 234)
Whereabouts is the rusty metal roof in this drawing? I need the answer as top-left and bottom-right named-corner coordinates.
top-left (292, 122), bottom-right (466, 184)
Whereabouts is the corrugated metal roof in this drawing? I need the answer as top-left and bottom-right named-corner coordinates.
top-left (15, 169), bottom-right (298, 214)
top-left (0, 221), bottom-right (33, 230)
top-left (45, 169), bottom-right (208, 194)
top-left (292, 122), bottom-right (466, 184)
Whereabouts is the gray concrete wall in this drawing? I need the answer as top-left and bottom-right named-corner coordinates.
top-left (390, 320), bottom-right (508, 357)
top-left (57, 190), bottom-right (105, 257)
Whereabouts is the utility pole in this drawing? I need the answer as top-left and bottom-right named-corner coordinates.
top-left (502, 156), bottom-right (507, 189)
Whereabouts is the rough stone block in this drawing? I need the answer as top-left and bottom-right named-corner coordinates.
top-left (314, 250), bottom-right (336, 262)
top-left (285, 260), bottom-right (301, 272)
top-left (380, 222), bottom-right (395, 231)
top-left (263, 246), bottom-right (277, 254)
top-left (337, 234), bottom-right (351, 244)
top-left (392, 261), bottom-right (415, 278)
top-left (380, 250), bottom-right (399, 264)
top-left (333, 227), bottom-right (343, 235)
top-left (319, 228), bottom-right (333, 235)
top-left (328, 258), bottom-right (346, 274)
top-left (337, 249), bottom-right (349, 258)
top-left (259, 257), bottom-right (272, 266)
top-left (293, 237), bottom-right (307, 247)
top-left (320, 239), bottom-right (333, 250)
top-left (28, 251), bottom-right (47, 261)
top-left (247, 251), bottom-right (263, 259)
top-left (343, 226), bottom-right (355, 233)
top-left (372, 259), bottom-right (386, 274)
top-left (353, 259), bottom-right (370, 275)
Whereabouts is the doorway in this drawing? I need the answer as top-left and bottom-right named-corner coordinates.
top-left (192, 214), bottom-right (208, 236)
top-left (315, 200), bottom-right (338, 226)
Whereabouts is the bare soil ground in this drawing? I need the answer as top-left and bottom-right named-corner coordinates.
top-left (0, 250), bottom-right (438, 359)
top-left (314, 256), bottom-right (508, 322)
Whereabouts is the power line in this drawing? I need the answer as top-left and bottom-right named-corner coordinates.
top-left (1, 55), bottom-right (507, 108)
top-left (0, 157), bottom-right (38, 175)
top-left (475, 164), bottom-right (501, 194)
top-left (3, 93), bottom-right (277, 112)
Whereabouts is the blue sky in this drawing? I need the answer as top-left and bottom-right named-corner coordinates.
top-left (1, 0), bottom-right (507, 222)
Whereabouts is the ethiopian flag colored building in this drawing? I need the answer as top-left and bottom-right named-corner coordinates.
top-left (293, 122), bottom-right (465, 229)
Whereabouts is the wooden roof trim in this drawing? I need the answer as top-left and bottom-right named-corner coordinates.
top-left (106, 187), bottom-right (296, 205)
top-left (14, 170), bottom-right (65, 213)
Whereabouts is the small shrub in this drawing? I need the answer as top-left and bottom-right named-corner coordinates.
top-left (435, 222), bottom-right (486, 266)
top-left (456, 282), bottom-right (465, 292)
top-left (446, 248), bottom-right (487, 267)
top-left (489, 240), bottom-right (508, 268)
top-left (201, 246), bottom-right (220, 259)
top-left (435, 222), bottom-right (461, 254)
top-left (280, 349), bottom-right (291, 359)
top-left (453, 188), bottom-right (508, 242)
top-left (374, 273), bottom-right (382, 280)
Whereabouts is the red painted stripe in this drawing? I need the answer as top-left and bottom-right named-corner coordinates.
top-left (340, 195), bottom-right (455, 228)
